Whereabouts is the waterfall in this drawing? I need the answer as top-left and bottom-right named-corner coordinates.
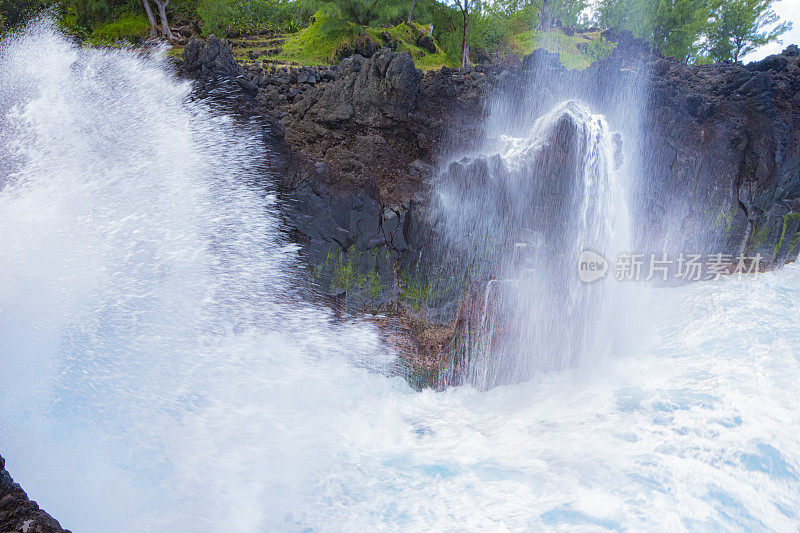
top-left (437, 101), bottom-right (632, 389)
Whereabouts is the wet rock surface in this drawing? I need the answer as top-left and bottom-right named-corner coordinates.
top-left (642, 50), bottom-right (800, 265)
top-left (1, 456), bottom-right (70, 533)
top-left (182, 37), bottom-right (800, 385)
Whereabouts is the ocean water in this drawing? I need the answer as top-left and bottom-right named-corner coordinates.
top-left (322, 268), bottom-right (800, 531)
top-left (1, 22), bottom-right (798, 532)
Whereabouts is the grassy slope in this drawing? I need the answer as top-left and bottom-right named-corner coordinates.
top-left (88, 13), bottom-right (151, 45)
top-left (273, 11), bottom-right (451, 70)
top-left (75, 11), bottom-right (614, 72)
top-left (365, 22), bottom-right (451, 70)
top-left (274, 19), bottom-right (614, 71)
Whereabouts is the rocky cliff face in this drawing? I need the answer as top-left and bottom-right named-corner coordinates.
top-left (1, 456), bottom-right (70, 533)
top-left (183, 36), bottom-right (800, 387)
top-left (643, 46), bottom-right (800, 264)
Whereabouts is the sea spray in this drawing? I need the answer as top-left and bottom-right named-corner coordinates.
top-left (1, 20), bottom-right (799, 533)
top-left (436, 102), bottom-right (633, 388)
top-left (0, 21), bottom-right (389, 531)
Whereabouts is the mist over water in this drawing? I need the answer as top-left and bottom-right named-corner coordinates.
top-left (1, 23), bottom-right (800, 532)
top-left (436, 101), bottom-right (634, 388)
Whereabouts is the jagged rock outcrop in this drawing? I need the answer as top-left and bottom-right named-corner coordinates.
top-left (1, 456), bottom-right (69, 533)
top-left (182, 35), bottom-right (257, 96)
top-left (263, 52), bottom-right (488, 203)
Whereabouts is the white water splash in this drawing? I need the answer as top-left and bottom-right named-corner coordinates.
top-left (0, 22), bottom-right (389, 531)
top-left (436, 101), bottom-right (634, 388)
top-left (1, 22), bottom-right (799, 533)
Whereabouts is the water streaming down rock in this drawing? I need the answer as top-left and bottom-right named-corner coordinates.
top-left (437, 101), bottom-right (632, 389)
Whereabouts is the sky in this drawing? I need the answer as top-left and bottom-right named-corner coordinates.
top-left (743, 0), bottom-right (800, 62)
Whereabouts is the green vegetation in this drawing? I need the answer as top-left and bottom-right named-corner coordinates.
top-left (2, 0), bottom-right (791, 67)
top-left (594, 0), bottom-right (791, 63)
top-left (400, 271), bottom-right (437, 312)
top-left (364, 19), bottom-right (448, 68)
top-left (710, 203), bottom-right (734, 236)
top-left (1, 0), bottom-right (49, 29)
top-left (774, 213), bottom-right (800, 258)
top-left (512, 28), bottom-right (616, 69)
top-left (748, 223), bottom-right (770, 250)
top-left (314, 245), bottom-right (386, 301)
top-left (197, 0), bottom-right (317, 35)
top-left (275, 6), bottom-right (357, 64)
top-left (271, 8), bottom-right (449, 67)
top-left (89, 12), bottom-right (150, 43)
top-left (705, 0), bottom-right (792, 62)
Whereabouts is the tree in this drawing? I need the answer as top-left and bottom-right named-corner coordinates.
top-left (489, 0), bottom-right (587, 29)
top-left (705, 0), bottom-right (792, 62)
top-left (325, 0), bottom-right (407, 26)
top-left (64, 0), bottom-right (113, 29)
top-left (152, 0), bottom-right (175, 40)
top-left (197, 0), bottom-right (234, 36)
top-left (452, 0), bottom-right (475, 67)
top-left (142, 0), bottom-right (157, 37)
top-left (651, 0), bottom-right (709, 62)
top-left (1, 0), bottom-right (50, 27)
top-left (139, 0), bottom-right (175, 40)
top-left (541, 0), bottom-right (587, 28)
top-left (594, 0), bottom-right (654, 40)
top-left (538, 0), bottom-right (550, 28)
top-left (339, 0), bottom-right (380, 25)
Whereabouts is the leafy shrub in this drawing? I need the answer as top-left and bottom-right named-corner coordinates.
top-left (228, 0), bottom-right (316, 33)
top-left (365, 21), bottom-right (450, 69)
top-left (277, 9), bottom-right (449, 69)
top-left (584, 36), bottom-right (615, 62)
top-left (197, 0), bottom-right (233, 35)
top-left (432, 8), bottom-right (528, 65)
top-left (513, 28), bottom-right (616, 70)
top-left (197, 0), bottom-right (318, 36)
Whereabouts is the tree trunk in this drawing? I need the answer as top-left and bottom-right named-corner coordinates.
top-left (153, 0), bottom-right (175, 40)
top-left (407, 0), bottom-right (415, 23)
top-left (460, 2), bottom-right (470, 68)
top-left (539, 0), bottom-right (550, 30)
top-left (142, 0), bottom-right (158, 38)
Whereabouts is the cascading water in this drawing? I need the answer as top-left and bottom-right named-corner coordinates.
top-left (437, 101), bottom-right (632, 389)
top-left (2, 21), bottom-right (800, 533)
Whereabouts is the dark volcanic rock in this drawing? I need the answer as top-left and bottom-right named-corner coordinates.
top-left (642, 45), bottom-right (800, 264)
top-left (279, 47), bottom-right (489, 204)
top-left (183, 34), bottom-right (240, 79)
top-left (1, 455), bottom-right (70, 533)
top-left (182, 35), bottom-right (256, 97)
top-left (182, 36), bottom-right (800, 386)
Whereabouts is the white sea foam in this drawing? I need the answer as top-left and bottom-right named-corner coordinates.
top-left (1, 22), bottom-right (798, 532)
